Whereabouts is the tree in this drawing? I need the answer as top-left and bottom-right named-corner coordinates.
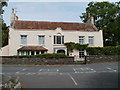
top-left (0, 2), bottom-right (8, 15)
top-left (80, 1), bottom-right (120, 46)
top-left (0, 1), bottom-right (8, 47)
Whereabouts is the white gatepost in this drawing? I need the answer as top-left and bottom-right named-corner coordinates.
top-left (34, 51), bottom-right (36, 55)
top-left (19, 51), bottom-right (21, 55)
top-left (39, 51), bottom-right (41, 54)
top-left (24, 51), bottom-right (26, 55)
top-left (65, 49), bottom-right (67, 55)
top-left (29, 51), bottom-right (31, 55)
top-left (84, 50), bottom-right (87, 56)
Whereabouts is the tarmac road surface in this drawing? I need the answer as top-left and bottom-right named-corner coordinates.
top-left (1, 62), bottom-right (118, 88)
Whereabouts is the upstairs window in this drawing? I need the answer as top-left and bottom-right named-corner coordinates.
top-left (21, 35), bottom-right (27, 45)
top-left (38, 35), bottom-right (45, 46)
top-left (88, 36), bottom-right (94, 45)
top-left (79, 36), bottom-right (84, 44)
top-left (54, 35), bottom-right (64, 44)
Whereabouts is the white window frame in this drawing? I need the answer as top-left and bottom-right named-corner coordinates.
top-left (20, 35), bottom-right (27, 46)
top-left (79, 36), bottom-right (85, 44)
top-left (54, 35), bottom-right (64, 44)
top-left (38, 35), bottom-right (45, 46)
top-left (88, 36), bottom-right (94, 45)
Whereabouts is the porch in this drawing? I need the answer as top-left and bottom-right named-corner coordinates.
top-left (17, 46), bottom-right (48, 55)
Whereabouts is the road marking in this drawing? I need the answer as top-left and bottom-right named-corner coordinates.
top-left (74, 68), bottom-right (96, 73)
top-left (16, 68), bottom-right (27, 74)
top-left (106, 67), bottom-right (117, 72)
top-left (26, 73), bottom-right (31, 75)
top-left (90, 68), bottom-right (97, 72)
top-left (57, 69), bottom-right (59, 72)
top-left (39, 69), bottom-right (42, 72)
top-left (26, 73), bottom-right (36, 75)
top-left (68, 73), bottom-right (78, 86)
top-left (73, 68), bottom-right (77, 73)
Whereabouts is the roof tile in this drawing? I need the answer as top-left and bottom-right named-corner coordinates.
top-left (14, 20), bottom-right (98, 31)
top-left (18, 46), bottom-right (48, 51)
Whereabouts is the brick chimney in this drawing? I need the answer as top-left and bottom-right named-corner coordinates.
top-left (87, 12), bottom-right (94, 25)
top-left (10, 8), bottom-right (15, 27)
top-left (91, 16), bottom-right (94, 25)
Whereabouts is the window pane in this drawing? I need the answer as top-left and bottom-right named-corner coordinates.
top-left (41, 51), bottom-right (44, 54)
top-left (36, 51), bottom-right (39, 55)
top-left (31, 51), bottom-right (34, 55)
top-left (79, 36), bottom-right (84, 44)
top-left (88, 36), bottom-right (94, 45)
top-left (54, 36), bottom-right (56, 44)
top-left (39, 36), bottom-right (44, 46)
top-left (54, 35), bottom-right (64, 44)
top-left (21, 35), bottom-right (27, 45)
top-left (21, 51), bottom-right (24, 55)
top-left (57, 36), bottom-right (61, 44)
top-left (79, 50), bottom-right (84, 58)
top-left (62, 36), bottom-right (64, 44)
top-left (26, 51), bottom-right (29, 55)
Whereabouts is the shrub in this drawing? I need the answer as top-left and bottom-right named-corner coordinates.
top-left (86, 45), bottom-right (120, 55)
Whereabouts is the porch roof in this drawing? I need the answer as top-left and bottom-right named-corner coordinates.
top-left (17, 46), bottom-right (48, 51)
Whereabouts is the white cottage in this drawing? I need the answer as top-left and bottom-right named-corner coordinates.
top-left (1, 9), bottom-right (103, 60)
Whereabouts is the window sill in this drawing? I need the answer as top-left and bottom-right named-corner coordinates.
top-left (20, 45), bottom-right (27, 46)
top-left (88, 44), bottom-right (94, 47)
top-left (38, 45), bottom-right (45, 47)
top-left (53, 44), bottom-right (64, 46)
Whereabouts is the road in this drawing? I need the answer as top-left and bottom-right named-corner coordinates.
top-left (1, 62), bottom-right (118, 88)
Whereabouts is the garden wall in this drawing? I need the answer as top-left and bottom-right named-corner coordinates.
top-left (0, 55), bottom-right (119, 65)
top-left (86, 55), bottom-right (119, 64)
top-left (0, 56), bottom-right (74, 65)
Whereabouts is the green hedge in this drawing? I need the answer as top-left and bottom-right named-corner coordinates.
top-left (15, 53), bottom-right (67, 58)
top-left (86, 45), bottom-right (120, 55)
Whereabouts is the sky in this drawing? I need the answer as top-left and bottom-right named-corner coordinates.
top-left (3, 0), bottom-right (119, 26)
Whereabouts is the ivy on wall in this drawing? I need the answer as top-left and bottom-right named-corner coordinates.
top-left (64, 42), bottom-right (120, 55)
top-left (64, 42), bottom-right (88, 55)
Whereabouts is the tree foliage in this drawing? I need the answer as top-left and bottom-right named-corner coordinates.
top-left (86, 45), bottom-right (120, 55)
top-left (80, 1), bottom-right (120, 46)
top-left (0, 1), bottom-right (8, 47)
top-left (2, 29), bottom-right (8, 47)
top-left (0, 1), bottom-right (7, 15)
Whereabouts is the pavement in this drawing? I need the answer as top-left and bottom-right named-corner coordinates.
top-left (1, 62), bottom-right (119, 88)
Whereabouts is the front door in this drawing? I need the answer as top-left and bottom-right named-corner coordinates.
top-left (57, 50), bottom-right (65, 54)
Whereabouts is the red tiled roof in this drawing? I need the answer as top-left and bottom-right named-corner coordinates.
top-left (18, 46), bottom-right (48, 51)
top-left (14, 20), bottom-right (98, 31)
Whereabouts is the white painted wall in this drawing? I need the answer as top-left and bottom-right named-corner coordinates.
top-left (8, 27), bottom-right (103, 56)
top-left (0, 45), bottom-right (9, 56)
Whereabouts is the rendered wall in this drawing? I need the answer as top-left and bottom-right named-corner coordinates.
top-left (0, 45), bottom-right (9, 56)
top-left (8, 28), bottom-right (103, 56)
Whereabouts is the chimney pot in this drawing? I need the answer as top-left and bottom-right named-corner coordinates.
top-left (15, 16), bottom-right (18, 20)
